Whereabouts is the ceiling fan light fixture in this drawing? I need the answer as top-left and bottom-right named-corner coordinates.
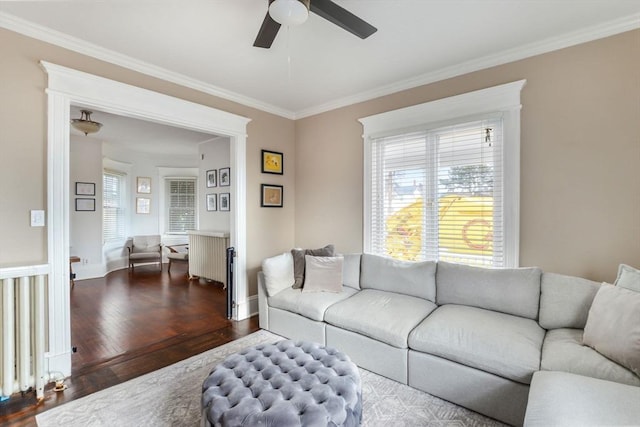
top-left (269, 0), bottom-right (310, 26)
top-left (71, 110), bottom-right (103, 136)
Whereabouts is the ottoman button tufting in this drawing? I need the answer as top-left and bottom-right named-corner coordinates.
top-left (202, 340), bottom-right (361, 427)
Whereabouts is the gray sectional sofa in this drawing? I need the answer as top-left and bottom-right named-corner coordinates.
top-left (257, 253), bottom-right (640, 426)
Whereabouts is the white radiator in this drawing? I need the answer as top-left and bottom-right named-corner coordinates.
top-left (188, 231), bottom-right (230, 286)
top-left (0, 265), bottom-right (48, 400)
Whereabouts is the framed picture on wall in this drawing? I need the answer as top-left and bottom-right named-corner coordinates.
top-left (261, 150), bottom-right (283, 175)
top-left (136, 197), bottom-right (151, 214)
top-left (206, 193), bottom-right (217, 211)
top-left (75, 198), bottom-right (95, 211)
top-left (206, 169), bottom-right (217, 188)
top-left (261, 184), bottom-right (283, 208)
top-left (75, 182), bottom-right (95, 196)
top-left (219, 193), bottom-right (230, 211)
top-left (137, 177), bottom-right (151, 194)
top-left (219, 168), bottom-right (230, 187)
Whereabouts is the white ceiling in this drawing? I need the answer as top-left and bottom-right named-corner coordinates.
top-left (70, 106), bottom-right (217, 155)
top-left (2, 1), bottom-right (639, 118)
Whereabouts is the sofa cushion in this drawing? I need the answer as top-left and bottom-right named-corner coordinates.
top-left (615, 263), bottom-right (640, 292)
top-left (291, 245), bottom-right (335, 288)
top-left (132, 235), bottom-right (161, 253)
top-left (436, 261), bottom-right (542, 320)
top-left (540, 328), bottom-right (640, 387)
top-left (360, 253), bottom-right (436, 302)
top-left (324, 289), bottom-right (437, 349)
top-left (268, 286), bottom-right (358, 322)
top-left (583, 283), bottom-right (640, 377)
top-left (262, 252), bottom-right (295, 297)
top-left (129, 252), bottom-right (161, 260)
top-left (524, 371), bottom-right (640, 427)
top-left (341, 254), bottom-right (361, 290)
top-left (302, 256), bottom-right (343, 293)
top-left (538, 272), bottom-right (601, 330)
top-left (167, 252), bottom-right (188, 261)
top-left (408, 304), bottom-right (544, 384)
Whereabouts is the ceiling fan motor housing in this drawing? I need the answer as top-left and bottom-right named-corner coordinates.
top-left (269, 0), bottom-right (311, 26)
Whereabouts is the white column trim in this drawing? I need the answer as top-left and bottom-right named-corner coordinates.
top-left (46, 91), bottom-right (72, 377)
top-left (230, 133), bottom-right (248, 320)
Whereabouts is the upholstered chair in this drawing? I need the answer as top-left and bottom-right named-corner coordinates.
top-left (167, 244), bottom-right (189, 274)
top-left (127, 235), bottom-right (163, 271)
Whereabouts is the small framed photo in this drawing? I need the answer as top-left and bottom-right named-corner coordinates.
top-left (75, 182), bottom-right (95, 196)
top-left (219, 193), bottom-right (230, 211)
top-left (206, 169), bottom-right (217, 188)
top-left (219, 167), bottom-right (230, 187)
top-left (75, 198), bottom-right (95, 211)
top-left (206, 193), bottom-right (217, 211)
top-left (262, 150), bottom-right (283, 175)
top-left (136, 197), bottom-right (151, 214)
top-left (137, 177), bottom-right (151, 194)
top-left (261, 184), bottom-right (283, 208)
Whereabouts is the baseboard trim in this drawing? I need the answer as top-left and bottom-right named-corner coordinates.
top-left (236, 295), bottom-right (258, 320)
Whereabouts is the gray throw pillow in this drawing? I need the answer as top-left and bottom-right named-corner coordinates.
top-left (291, 244), bottom-right (335, 288)
top-left (615, 264), bottom-right (640, 292)
top-left (583, 283), bottom-right (640, 377)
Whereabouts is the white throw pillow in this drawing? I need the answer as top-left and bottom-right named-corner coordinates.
top-left (261, 252), bottom-right (294, 297)
top-left (615, 264), bottom-right (640, 292)
top-left (583, 283), bottom-right (640, 377)
top-left (302, 255), bottom-right (344, 293)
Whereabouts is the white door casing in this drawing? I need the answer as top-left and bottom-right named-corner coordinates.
top-left (41, 61), bottom-right (251, 377)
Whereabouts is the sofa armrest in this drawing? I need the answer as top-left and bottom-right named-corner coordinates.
top-left (257, 271), bottom-right (269, 330)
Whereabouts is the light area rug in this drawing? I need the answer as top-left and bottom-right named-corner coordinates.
top-left (37, 330), bottom-right (506, 426)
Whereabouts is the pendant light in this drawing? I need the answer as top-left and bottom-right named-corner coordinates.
top-left (71, 110), bottom-right (103, 136)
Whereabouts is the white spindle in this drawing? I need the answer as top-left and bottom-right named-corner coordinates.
top-left (34, 275), bottom-right (46, 399)
top-left (18, 276), bottom-right (31, 392)
top-left (1, 278), bottom-right (15, 397)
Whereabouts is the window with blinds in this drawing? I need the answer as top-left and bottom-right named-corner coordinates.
top-left (369, 117), bottom-right (504, 267)
top-left (166, 178), bottom-right (196, 233)
top-left (103, 171), bottom-right (125, 243)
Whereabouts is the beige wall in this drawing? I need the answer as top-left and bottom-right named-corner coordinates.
top-left (1, 27), bottom-right (638, 289)
top-left (295, 30), bottom-right (640, 283)
top-left (0, 28), bottom-right (295, 296)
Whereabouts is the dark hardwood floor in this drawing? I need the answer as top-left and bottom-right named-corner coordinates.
top-left (0, 263), bottom-right (260, 426)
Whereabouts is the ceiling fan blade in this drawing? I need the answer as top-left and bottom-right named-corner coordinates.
top-left (310, 0), bottom-right (377, 39)
top-left (253, 11), bottom-right (281, 48)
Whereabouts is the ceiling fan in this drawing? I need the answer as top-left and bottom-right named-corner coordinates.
top-left (254, 0), bottom-right (377, 49)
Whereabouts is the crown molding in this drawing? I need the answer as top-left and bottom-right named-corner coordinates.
top-left (0, 11), bottom-right (296, 120)
top-left (294, 13), bottom-right (640, 119)
top-left (2, 10), bottom-right (638, 120)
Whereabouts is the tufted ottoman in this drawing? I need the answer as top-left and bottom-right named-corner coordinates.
top-left (201, 340), bottom-right (362, 427)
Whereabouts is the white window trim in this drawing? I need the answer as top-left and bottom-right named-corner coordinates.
top-left (359, 80), bottom-right (526, 267)
top-left (158, 167), bottom-right (199, 237)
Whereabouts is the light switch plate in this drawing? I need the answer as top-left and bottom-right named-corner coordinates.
top-left (31, 210), bottom-right (45, 227)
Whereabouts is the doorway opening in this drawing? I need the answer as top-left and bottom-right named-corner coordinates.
top-left (68, 105), bottom-right (234, 370)
top-left (43, 61), bottom-right (250, 378)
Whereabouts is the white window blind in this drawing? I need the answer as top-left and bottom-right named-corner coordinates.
top-left (166, 178), bottom-right (196, 233)
top-left (370, 117), bottom-right (504, 267)
top-left (103, 171), bottom-right (125, 243)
